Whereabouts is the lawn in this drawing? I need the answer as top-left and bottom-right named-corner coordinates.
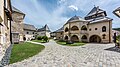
top-left (10, 42), bottom-right (45, 64)
top-left (32, 40), bottom-right (47, 43)
top-left (56, 41), bottom-right (86, 46)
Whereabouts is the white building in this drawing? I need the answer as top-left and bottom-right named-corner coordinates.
top-left (37, 24), bottom-right (51, 38)
top-left (23, 24), bottom-right (36, 41)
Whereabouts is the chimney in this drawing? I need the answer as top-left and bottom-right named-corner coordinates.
top-left (97, 6), bottom-right (99, 12)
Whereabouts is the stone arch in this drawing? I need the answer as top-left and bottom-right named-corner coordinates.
top-left (71, 26), bottom-right (79, 31)
top-left (71, 35), bottom-right (79, 42)
top-left (102, 26), bottom-right (106, 32)
top-left (64, 35), bottom-right (69, 41)
top-left (81, 25), bottom-right (87, 30)
top-left (81, 35), bottom-right (87, 42)
top-left (89, 35), bottom-right (101, 43)
top-left (65, 27), bottom-right (69, 32)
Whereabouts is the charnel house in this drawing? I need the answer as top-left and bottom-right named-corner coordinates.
top-left (54, 6), bottom-right (113, 43)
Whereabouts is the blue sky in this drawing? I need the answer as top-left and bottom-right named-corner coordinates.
top-left (11, 0), bottom-right (120, 31)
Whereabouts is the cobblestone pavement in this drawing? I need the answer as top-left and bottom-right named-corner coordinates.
top-left (5, 40), bottom-right (120, 67)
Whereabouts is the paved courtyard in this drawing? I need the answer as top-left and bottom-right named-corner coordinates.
top-left (6, 40), bottom-right (120, 67)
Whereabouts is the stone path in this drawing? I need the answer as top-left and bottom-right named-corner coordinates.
top-left (5, 40), bottom-right (120, 67)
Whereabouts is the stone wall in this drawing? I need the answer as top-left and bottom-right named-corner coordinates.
top-left (0, 44), bottom-right (13, 66)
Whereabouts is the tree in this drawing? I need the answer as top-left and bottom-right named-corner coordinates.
top-left (43, 36), bottom-right (49, 42)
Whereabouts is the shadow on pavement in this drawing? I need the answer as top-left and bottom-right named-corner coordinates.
top-left (105, 47), bottom-right (120, 53)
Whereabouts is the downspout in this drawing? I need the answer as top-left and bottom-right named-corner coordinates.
top-left (10, 20), bottom-right (12, 44)
top-left (109, 21), bottom-right (111, 43)
top-left (69, 22), bottom-right (71, 41)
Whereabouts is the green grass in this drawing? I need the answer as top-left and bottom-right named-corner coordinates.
top-left (32, 40), bottom-right (47, 43)
top-left (10, 42), bottom-right (45, 64)
top-left (56, 41), bottom-right (86, 46)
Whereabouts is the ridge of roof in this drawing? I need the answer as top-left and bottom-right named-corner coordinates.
top-left (23, 23), bottom-right (36, 31)
top-left (64, 15), bottom-right (86, 25)
top-left (88, 16), bottom-right (112, 23)
top-left (12, 6), bottom-right (25, 15)
top-left (53, 27), bottom-right (64, 33)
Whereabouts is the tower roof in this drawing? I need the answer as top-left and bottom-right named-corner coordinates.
top-left (23, 23), bottom-right (36, 31)
top-left (113, 7), bottom-right (120, 18)
top-left (12, 6), bottom-right (25, 15)
top-left (86, 6), bottom-right (105, 17)
top-left (37, 24), bottom-right (51, 32)
top-left (65, 15), bottom-right (86, 25)
top-left (67, 15), bottom-right (86, 22)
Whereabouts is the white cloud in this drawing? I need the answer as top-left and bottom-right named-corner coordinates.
top-left (58, 0), bottom-right (66, 4)
top-left (68, 5), bottom-right (78, 11)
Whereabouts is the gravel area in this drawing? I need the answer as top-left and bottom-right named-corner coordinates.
top-left (5, 40), bottom-right (120, 67)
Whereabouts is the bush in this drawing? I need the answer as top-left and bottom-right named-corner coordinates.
top-left (58, 40), bottom-right (65, 42)
top-left (42, 36), bottom-right (49, 42)
top-left (117, 35), bottom-right (120, 40)
top-left (36, 36), bottom-right (49, 42)
top-left (37, 36), bottom-right (42, 40)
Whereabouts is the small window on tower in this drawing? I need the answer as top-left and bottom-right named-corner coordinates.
top-left (102, 34), bottom-right (106, 39)
top-left (102, 26), bottom-right (106, 32)
top-left (89, 29), bottom-right (91, 31)
top-left (95, 28), bottom-right (97, 30)
top-left (27, 32), bottom-right (29, 34)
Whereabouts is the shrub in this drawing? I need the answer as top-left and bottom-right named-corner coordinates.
top-left (117, 35), bottom-right (120, 40)
top-left (42, 36), bottom-right (49, 42)
top-left (58, 40), bottom-right (65, 42)
top-left (37, 36), bottom-right (42, 40)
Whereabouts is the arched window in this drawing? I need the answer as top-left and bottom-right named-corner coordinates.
top-left (102, 26), bottom-right (106, 32)
top-left (71, 26), bottom-right (79, 31)
top-left (81, 35), bottom-right (87, 39)
top-left (65, 27), bottom-right (69, 32)
top-left (71, 35), bottom-right (79, 42)
top-left (81, 25), bottom-right (87, 30)
top-left (64, 36), bottom-right (69, 41)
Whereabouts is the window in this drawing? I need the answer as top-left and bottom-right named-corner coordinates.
top-left (27, 32), bottom-right (29, 34)
top-left (102, 26), bottom-right (106, 32)
top-left (95, 28), bottom-right (97, 30)
top-left (81, 25), bottom-right (87, 31)
top-left (89, 29), bottom-right (91, 31)
top-left (71, 26), bottom-right (79, 31)
top-left (81, 35), bottom-right (87, 39)
top-left (4, 0), bottom-right (6, 7)
top-left (65, 27), bottom-right (69, 32)
top-left (33, 32), bottom-right (34, 34)
top-left (102, 34), bottom-right (106, 39)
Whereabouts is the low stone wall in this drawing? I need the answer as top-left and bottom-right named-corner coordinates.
top-left (0, 44), bottom-right (13, 66)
